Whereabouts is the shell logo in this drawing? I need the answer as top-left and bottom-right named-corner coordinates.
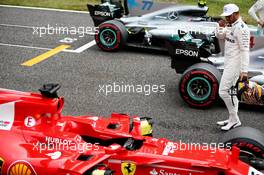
top-left (8, 161), bottom-right (37, 175)
top-left (0, 157), bottom-right (4, 175)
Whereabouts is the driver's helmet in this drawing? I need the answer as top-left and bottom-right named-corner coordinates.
top-left (198, 0), bottom-right (207, 7)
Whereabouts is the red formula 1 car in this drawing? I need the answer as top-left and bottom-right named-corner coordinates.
top-left (0, 84), bottom-right (263, 175)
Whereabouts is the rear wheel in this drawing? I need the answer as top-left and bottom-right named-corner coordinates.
top-left (223, 127), bottom-right (264, 171)
top-left (95, 20), bottom-right (128, 52)
top-left (179, 63), bottom-right (221, 108)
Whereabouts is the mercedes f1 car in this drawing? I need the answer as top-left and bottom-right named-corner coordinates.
top-left (88, 1), bottom-right (224, 52)
top-left (88, 1), bottom-right (262, 54)
top-left (168, 33), bottom-right (264, 108)
top-left (0, 84), bottom-right (264, 174)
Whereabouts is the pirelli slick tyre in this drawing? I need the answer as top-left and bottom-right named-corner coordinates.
top-left (179, 63), bottom-right (221, 108)
top-left (95, 20), bottom-right (128, 52)
top-left (223, 127), bottom-right (264, 171)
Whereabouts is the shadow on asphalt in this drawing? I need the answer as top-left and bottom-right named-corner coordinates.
top-left (239, 103), bottom-right (264, 113)
top-left (123, 46), bottom-right (169, 57)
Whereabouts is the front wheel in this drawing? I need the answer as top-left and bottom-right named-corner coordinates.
top-left (179, 63), bottom-right (221, 108)
top-left (223, 127), bottom-right (264, 171)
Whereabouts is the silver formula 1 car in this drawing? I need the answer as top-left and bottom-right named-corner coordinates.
top-left (88, 1), bottom-right (223, 52)
top-left (88, 1), bottom-right (262, 53)
top-left (168, 33), bottom-right (264, 109)
top-left (88, 1), bottom-right (264, 108)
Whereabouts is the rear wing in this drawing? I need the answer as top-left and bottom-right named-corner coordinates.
top-left (87, 3), bottom-right (122, 26)
top-left (39, 84), bottom-right (60, 98)
top-left (168, 32), bottom-right (214, 73)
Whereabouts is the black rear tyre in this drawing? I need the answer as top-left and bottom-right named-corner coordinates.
top-left (179, 63), bottom-right (221, 108)
top-left (95, 20), bottom-right (128, 52)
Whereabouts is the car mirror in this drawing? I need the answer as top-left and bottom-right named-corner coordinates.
top-left (105, 144), bottom-right (123, 154)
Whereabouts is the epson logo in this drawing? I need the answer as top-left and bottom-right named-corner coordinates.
top-left (175, 49), bottom-right (199, 57)
top-left (94, 11), bottom-right (111, 17)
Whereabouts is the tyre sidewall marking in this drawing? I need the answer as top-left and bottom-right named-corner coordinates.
top-left (180, 70), bottom-right (218, 107)
top-left (232, 140), bottom-right (264, 158)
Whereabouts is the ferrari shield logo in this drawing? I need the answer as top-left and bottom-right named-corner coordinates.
top-left (0, 157), bottom-right (3, 175)
top-left (121, 162), bottom-right (136, 175)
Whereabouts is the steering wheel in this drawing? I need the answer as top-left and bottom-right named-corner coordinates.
top-left (123, 138), bottom-right (136, 150)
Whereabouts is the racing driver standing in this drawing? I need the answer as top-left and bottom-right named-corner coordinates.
top-left (216, 4), bottom-right (250, 131)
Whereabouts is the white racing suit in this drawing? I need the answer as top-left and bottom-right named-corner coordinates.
top-left (217, 18), bottom-right (250, 125)
top-left (249, 0), bottom-right (264, 36)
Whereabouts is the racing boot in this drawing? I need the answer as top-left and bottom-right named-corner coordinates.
top-left (217, 119), bottom-right (229, 126)
top-left (221, 115), bottom-right (241, 131)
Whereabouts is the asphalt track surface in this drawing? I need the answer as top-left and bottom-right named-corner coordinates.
top-left (0, 5), bottom-right (263, 145)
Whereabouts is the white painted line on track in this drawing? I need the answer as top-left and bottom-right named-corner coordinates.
top-left (0, 23), bottom-right (96, 35)
top-left (0, 43), bottom-right (73, 52)
top-left (0, 43), bottom-right (52, 51)
top-left (0, 23), bottom-right (34, 29)
top-left (0, 40), bottom-right (96, 53)
top-left (0, 23), bottom-right (96, 53)
top-left (72, 40), bottom-right (96, 53)
top-left (0, 5), bottom-right (96, 53)
top-left (0, 5), bottom-right (89, 14)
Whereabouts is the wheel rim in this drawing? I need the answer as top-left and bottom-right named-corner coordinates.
top-left (239, 150), bottom-right (256, 162)
top-left (99, 28), bottom-right (117, 47)
top-left (239, 150), bottom-right (264, 171)
top-left (187, 77), bottom-right (211, 101)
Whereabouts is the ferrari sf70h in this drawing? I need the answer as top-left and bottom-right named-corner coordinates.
top-left (0, 84), bottom-right (264, 175)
